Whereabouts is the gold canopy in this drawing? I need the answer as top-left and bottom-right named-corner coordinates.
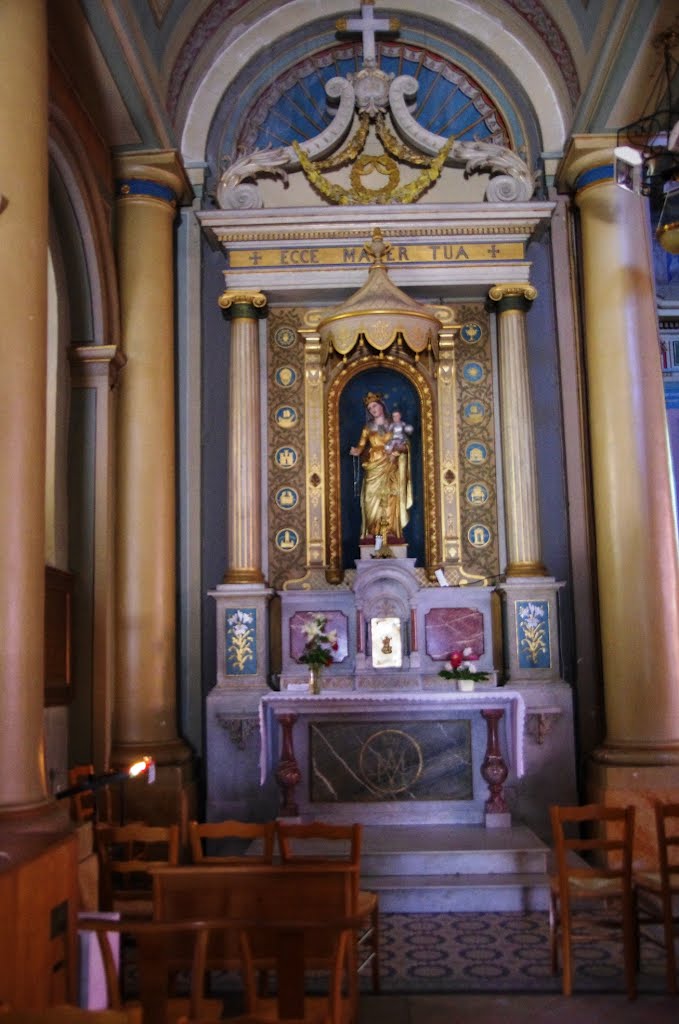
top-left (318, 229), bottom-right (441, 356)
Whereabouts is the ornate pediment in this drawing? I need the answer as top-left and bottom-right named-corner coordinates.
top-left (215, 3), bottom-right (538, 211)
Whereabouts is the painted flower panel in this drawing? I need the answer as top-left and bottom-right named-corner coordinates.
top-left (226, 608), bottom-right (257, 674)
top-left (516, 600), bottom-right (550, 670)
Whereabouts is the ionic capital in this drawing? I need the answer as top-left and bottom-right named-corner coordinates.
top-left (488, 283), bottom-right (537, 313)
top-left (218, 289), bottom-right (268, 319)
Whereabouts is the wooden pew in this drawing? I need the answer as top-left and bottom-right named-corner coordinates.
top-left (150, 863), bottom-right (360, 1020)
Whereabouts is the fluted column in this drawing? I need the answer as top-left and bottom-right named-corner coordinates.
top-left (559, 137), bottom-right (679, 763)
top-left (113, 153), bottom-right (191, 769)
top-left (218, 290), bottom-right (268, 584)
top-left (489, 283), bottom-right (546, 576)
top-left (0, 0), bottom-right (49, 814)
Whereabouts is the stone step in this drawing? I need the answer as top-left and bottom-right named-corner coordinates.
top-left (357, 823), bottom-right (550, 912)
top-left (363, 871), bottom-right (550, 913)
top-left (360, 823), bottom-right (549, 873)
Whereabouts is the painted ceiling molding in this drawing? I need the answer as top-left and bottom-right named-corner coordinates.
top-left (504, 0), bottom-right (580, 105)
top-left (169, 0), bottom-right (578, 134)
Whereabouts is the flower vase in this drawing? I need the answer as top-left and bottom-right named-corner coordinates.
top-left (457, 678), bottom-right (475, 692)
top-left (308, 665), bottom-right (323, 694)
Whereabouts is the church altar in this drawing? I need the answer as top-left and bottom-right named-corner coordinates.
top-left (200, 39), bottom-right (577, 837)
top-left (259, 689), bottom-right (525, 827)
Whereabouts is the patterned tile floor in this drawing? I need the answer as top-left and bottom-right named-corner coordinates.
top-left (356, 911), bottom-right (678, 1021)
top-left (373, 911), bottom-right (668, 995)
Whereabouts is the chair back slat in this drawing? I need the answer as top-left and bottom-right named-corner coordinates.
top-left (188, 818), bottom-right (275, 864)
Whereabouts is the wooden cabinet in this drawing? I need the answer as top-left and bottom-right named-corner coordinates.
top-left (0, 828), bottom-right (78, 1008)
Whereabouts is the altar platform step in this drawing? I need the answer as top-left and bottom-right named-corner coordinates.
top-left (359, 823), bottom-right (551, 913)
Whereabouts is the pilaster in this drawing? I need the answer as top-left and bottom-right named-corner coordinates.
top-left (218, 289), bottom-right (268, 584)
top-left (69, 345), bottom-right (126, 772)
top-left (488, 282), bottom-right (546, 577)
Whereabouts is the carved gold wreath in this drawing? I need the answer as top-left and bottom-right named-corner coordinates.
top-left (293, 112), bottom-right (453, 205)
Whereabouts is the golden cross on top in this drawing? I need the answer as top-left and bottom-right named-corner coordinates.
top-left (337, 1), bottom-right (400, 67)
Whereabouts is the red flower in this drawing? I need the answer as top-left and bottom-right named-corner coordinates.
top-left (450, 650), bottom-right (463, 668)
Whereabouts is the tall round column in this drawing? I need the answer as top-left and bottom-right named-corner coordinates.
top-left (489, 283), bottom-right (546, 577)
top-left (218, 290), bottom-right (268, 584)
top-left (0, 0), bottom-right (49, 814)
top-left (113, 154), bottom-right (190, 769)
top-left (559, 138), bottom-right (679, 761)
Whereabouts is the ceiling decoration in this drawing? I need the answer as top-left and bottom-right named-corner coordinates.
top-left (167, 1), bottom-right (580, 126)
top-left (238, 43), bottom-right (510, 155)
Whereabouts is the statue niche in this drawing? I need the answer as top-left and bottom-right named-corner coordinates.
top-left (340, 368), bottom-right (423, 567)
top-left (328, 358), bottom-right (438, 581)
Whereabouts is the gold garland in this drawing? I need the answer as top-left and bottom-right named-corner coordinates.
top-left (375, 113), bottom-right (435, 166)
top-left (293, 134), bottom-right (453, 206)
top-left (309, 114), bottom-right (371, 171)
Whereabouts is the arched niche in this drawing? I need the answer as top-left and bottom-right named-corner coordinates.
top-left (327, 354), bottom-right (439, 582)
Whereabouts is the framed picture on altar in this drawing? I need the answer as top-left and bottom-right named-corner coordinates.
top-left (370, 616), bottom-right (402, 668)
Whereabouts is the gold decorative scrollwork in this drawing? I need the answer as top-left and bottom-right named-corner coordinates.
top-left (293, 121), bottom-right (453, 206)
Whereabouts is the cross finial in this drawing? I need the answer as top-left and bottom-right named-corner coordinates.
top-left (336, 1), bottom-right (400, 67)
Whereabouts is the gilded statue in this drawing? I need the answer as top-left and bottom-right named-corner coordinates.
top-left (349, 392), bottom-right (413, 542)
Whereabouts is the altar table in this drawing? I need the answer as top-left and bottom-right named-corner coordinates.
top-left (259, 690), bottom-right (525, 827)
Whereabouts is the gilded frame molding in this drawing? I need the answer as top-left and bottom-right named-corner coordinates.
top-left (326, 354), bottom-right (440, 582)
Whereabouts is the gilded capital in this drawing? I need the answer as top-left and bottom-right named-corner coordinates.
top-left (114, 151), bottom-right (193, 206)
top-left (488, 283), bottom-right (538, 304)
top-left (218, 289), bottom-right (268, 319)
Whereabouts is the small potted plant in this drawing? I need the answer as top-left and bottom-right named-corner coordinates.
top-left (298, 614), bottom-right (338, 693)
top-left (438, 647), bottom-right (489, 691)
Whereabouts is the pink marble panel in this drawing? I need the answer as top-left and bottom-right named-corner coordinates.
top-left (424, 607), bottom-right (485, 661)
top-left (290, 610), bottom-right (349, 663)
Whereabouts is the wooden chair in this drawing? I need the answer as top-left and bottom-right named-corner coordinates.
top-left (68, 765), bottom-right (113, 825)
top-left (275, 821), bottom-right (380, 993)
top-left (188, 819), bottom-right (275, 864)
top-left (548, 802), bottom-right (637, 999)
top-left (172, 916), bottom-right (359, 1024)
top-left (76, 917), bottom-right (225, 1024)
top-left (635, 800), bottom-right (679, 993)
top-left (95, 823), bottom-right (180, 920)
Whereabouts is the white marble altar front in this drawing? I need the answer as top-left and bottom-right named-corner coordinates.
top-left (259, 690), bottom-right (525, 827)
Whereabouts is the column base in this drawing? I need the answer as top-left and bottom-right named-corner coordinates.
top-left (587, 756), bottom-right (679, 869)
top-left (505, 561), bottom-right (547, 577)
top-left (222, 569), bottom-right (265, 584)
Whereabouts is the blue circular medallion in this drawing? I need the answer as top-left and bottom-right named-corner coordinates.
top-left (462, 361), bottom-right (485, 383)
top-left (274, 446), bottom-right (298, 468)
top-left (274, 326), bottom-right (297, 348)
top-left (276, 487), bottom-right (299, 510)
top-left (466, 483), bottom-right (489, 506)
top-left (275, 406), bottom-right (298, 428)
top-left (275, 528), bottom-right (299, 551)
top-left (275, 366), bottom-right (297, 388)
top-left (461, 322), bottom-right (483, 343)
top-left (468, 524), bottom-right (491, 548)
top-left (465, 442), bottom-right (488, 465)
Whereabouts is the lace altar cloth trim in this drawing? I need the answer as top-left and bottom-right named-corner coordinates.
top-left (259, 690), bottom-right (525, 785)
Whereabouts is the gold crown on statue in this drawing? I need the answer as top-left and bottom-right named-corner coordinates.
top-left (363, 391), bottom-right (384, 406)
